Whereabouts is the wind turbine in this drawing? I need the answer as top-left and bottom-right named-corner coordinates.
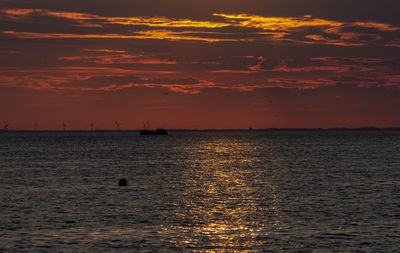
top-left (62, 121), bottom-right (67, 131)
top-left (3, 121), bottom-right (9, 130)
top-left (115, 122), bottom-right (121, 131)
top-left (89, 121), bottom-right (94, 131)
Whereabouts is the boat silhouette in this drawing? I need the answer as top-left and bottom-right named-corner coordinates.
top-left (140, 121), bottom-right (168, 135)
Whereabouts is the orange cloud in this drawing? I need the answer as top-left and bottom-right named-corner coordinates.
top-left (1, 30), bottom-right (237, 42)
top-left (311, 57), bottom-right (388, 72)
top-left (214, 13), bottom-right (343, 31)
top-left (0, 9), bottom-right (102, 27)
top-left (385, 39), bottom-right (400, 48)
top-left (1, 9), bottom-right (36, 17)
top-left (132, 30), bottom-right (239, 42)
top-left (121, 79), bottom-right (217, 94)
top-left (104, 16), bottom-right (228, 28)
top-left (272, 65), bottom-right (349, 73)
top-left (0, 70), bottom-right (218, 93)
top-left (2, 50), bottom-right (22, 54)
top-left (304, 34), bottom-right (366, 47)
top-left (0, 66), bottom-right (178, 76)
top-left (2, 30), bottom-right (141, 39)
top-left (353, 22), bottom-right (399, 32)
top-left (0, 8), bottom-right (228, 28)
top-left (2, 9), bottom-right (399, 46)
top-left (249, 56), bottom-right (264, 71)
top-left (208, 70), bottom-right (256, 74)
top-left (4, 8), bottom-right (398, 34)
top-left (213, 56), bottom-right (351, 74)
top-left (312, 57), bottom-right (385, 64)
top-left (264, 78), bottom-right (334, 89)
top-left (59, 53), bottom-right (177, 65)
top-left (82, 49), bottom-right (126, 53)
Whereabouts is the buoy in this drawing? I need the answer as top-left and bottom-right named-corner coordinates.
top-left (118, 178), bottom-right (127, 186)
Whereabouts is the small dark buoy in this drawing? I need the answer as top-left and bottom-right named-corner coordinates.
top-left (118, 178), bottom-right (127, 186)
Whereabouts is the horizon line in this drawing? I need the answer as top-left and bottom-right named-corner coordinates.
top-left (1, 127), bottom-right (400, 132)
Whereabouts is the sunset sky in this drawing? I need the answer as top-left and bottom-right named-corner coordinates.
top-left (1, 0), bottom-right (399, 130)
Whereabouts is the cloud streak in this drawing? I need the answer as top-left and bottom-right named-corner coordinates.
top-left (1, 9), bottom-right (399, 46)
top-left (1, 7), bottom-right (399, 93)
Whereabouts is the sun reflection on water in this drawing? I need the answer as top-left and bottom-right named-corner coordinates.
top-left (160, 137), bottom-right (282, 251)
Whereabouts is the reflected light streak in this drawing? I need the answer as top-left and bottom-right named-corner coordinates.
top-left (160, 138), bottom-right (282, 251)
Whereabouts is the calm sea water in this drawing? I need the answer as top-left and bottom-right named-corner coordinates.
top-left (0, 131), bottom-right (399, 252)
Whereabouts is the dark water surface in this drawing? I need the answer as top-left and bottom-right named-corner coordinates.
top-left (0, 131), bottom-right (399, 252)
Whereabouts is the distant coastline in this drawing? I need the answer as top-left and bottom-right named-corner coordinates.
top-left (1, 127), bottom-right (400, 132)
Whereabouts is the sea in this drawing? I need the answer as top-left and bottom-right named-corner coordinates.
top-left (0, 130), bottom-right (399, 252)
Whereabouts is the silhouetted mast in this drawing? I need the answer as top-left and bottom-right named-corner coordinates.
top-left (62, 121), bottom-right (67, 131)
top-left (115, 122), bottom-right (121, 131)
top-left (3, 121), bottom-right (9, 130)
top-left (89, 121), bottom-right (94, 131)
top-left (142, 121), bottom-right (150, 130)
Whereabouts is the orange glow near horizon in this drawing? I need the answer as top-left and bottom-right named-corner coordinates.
top-left (1, 4), bottom-right (400, 129)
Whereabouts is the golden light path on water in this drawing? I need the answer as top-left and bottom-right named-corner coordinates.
top-left (160, 137), bottom-right (282, 251)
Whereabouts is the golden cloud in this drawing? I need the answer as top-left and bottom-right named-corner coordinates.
top-left (213, 13), bottom-right (344, 31)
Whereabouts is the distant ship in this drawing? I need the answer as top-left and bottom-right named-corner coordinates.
top-left (140, 129), bottom-right (168, 135)
top-left (140, 121), bottom-right (168, 135)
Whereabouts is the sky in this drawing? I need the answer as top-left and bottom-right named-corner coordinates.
top-left (1, 0), bottom-right (399, 130)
